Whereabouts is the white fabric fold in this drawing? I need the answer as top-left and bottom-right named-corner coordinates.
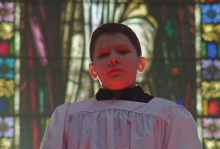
top-left (40, 97), bottom-right (203, 149)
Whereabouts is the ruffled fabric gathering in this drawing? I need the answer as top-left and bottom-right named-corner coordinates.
top-left (67, 109), bottom-right (167, 148)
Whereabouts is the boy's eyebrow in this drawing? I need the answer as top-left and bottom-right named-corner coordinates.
top-left (97, 46), bottom-right (110, 52)
top-left (97, 44), bottom-right (129, 51)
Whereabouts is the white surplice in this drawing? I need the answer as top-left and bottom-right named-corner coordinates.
top-left (40, 97), bottom-right (203, 149)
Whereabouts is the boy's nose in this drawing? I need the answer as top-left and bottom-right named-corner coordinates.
top-left (108, 50), bottom-right (120, 65)
top-left (109, 57), bottom-right (120, 65)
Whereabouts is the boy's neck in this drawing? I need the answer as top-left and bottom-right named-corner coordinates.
top-left (102, 82), bottom-right (137, 99)
top-left (113, 90), bottom-right (121, 99)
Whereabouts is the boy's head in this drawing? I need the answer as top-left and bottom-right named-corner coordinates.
top-left (89, 23), bottom-right (141, 63)
top-left (89, 23), bottom-right (146, 90)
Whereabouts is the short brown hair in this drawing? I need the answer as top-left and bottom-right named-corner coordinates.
top-left (89, 23), bottom-right (142, 62)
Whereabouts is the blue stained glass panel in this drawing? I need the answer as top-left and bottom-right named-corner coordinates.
top-left (201, 3), bottom-right (220, 24)
top-left (0, 58), bottom-right (14, 79)
top-left (207, 42), bottom-right (218, 58)
top-left (0, 99), bottom-right (8, 113)
top-left (177, 99), bottom-right (184, 106)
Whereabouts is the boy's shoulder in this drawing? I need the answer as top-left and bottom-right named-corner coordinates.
top-left (147, 97), bottom-right (189, 121)
top-left (56, 97), bottom-right (96, 108)
top-left (55, 97), bottom-right (97, 114)
top-left (149, 97), bottom-right (180, 108)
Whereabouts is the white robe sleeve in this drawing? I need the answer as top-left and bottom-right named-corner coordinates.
top-left (164, 104), bottom-right (203, 149)
top-left (39, 102), bottom-right (70, 149)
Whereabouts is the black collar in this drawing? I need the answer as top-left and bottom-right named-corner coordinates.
top-left (95, 85), bottom-right (154, 103)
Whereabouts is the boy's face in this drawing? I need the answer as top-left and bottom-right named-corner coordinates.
top-left (89, 33), bottom-right (146, 90)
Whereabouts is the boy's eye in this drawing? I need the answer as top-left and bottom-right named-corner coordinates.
top-left (98, 50), bottom-right (129, 58)
top-left (99, 53), bottom-right (108, 58)
top-left (119, 50), bottom-right (129, 54)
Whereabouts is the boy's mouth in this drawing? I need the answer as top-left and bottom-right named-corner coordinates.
top-left (111, 70), bottom-right (121, 73)
top-left (109, 67), bottom-right (123, 73)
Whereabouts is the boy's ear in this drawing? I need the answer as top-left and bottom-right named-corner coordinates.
top-left (89, 63), bottom-right (98, 80)
top-left (137, 57), bottom-right (146, 73)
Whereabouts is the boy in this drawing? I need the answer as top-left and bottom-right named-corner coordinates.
top-left (40, 23), bottom-right (202, 149)
top-left (89, 23), bottom-right (147, 100)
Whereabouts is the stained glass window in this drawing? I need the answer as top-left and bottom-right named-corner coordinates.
top-left (197, 0), bottom-right (220, 148)
top-left (0, 1), bottom-right (18, 148)
top-left (1, 0), bottom-right (219, 148)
